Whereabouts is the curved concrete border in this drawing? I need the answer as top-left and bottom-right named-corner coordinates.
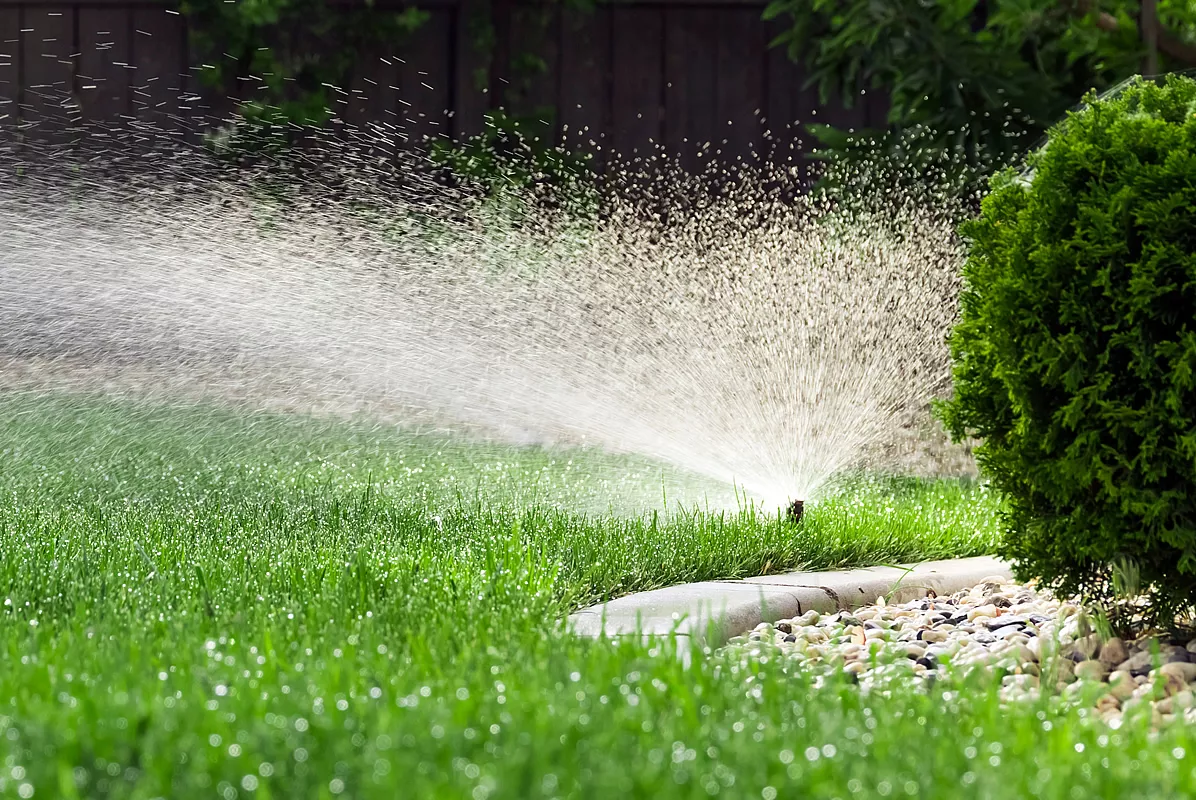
top-left (568, 556), bottom-right (1010, 652)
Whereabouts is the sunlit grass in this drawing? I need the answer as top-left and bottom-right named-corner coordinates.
top-left (4, 393), bottom-right (1190, 798)
top-left (0, 393), bottom-right (1000, 608)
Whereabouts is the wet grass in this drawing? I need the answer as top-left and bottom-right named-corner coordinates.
top-left (0, 394), bottom-right (1000, 609)
top-left (3, 393), bottom-right (1192, 798)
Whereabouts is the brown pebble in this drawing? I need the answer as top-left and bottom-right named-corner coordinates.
top-left (1108, 671), bottom-right (1136, 700)
top-left (1098, 637), bottom-right (1129, 667)
top-left (1049, 659), bottom-right (1076, 684)
top-left (1155, 691), bottom-right (1195, 715)
top-left (1152, 669), bottom-right (1188, 698)
top-left (1069, 633), bottom-right (1101, 661)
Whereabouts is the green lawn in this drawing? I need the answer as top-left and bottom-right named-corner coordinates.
top-left (3, 393), bottom-right (1194, 798)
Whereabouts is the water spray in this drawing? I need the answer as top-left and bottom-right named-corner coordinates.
top-left (0, 111), bottom-right (970, 510)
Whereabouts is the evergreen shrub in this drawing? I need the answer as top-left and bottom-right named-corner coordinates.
top-left (939, 74), bottom-right (1196, 621)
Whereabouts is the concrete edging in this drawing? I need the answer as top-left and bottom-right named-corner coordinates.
top-left (568, 556), bottom-right (1011, 651)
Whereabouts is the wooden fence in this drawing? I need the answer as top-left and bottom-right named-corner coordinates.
top-left (0, 0), bottom-right (886, 168)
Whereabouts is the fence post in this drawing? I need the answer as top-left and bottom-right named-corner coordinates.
top-left (1141, 0), bottom-right (1159, 76)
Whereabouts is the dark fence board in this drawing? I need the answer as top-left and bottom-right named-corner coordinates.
top-left (663, 5), bottom-right (715, 171)
top-left (610, 5), bottom-right (662, 162)
top-left (78, 6), bottom-right (132, 121)
top-left (762, 19), bottom-right (797, 154)
top-left (399, 8), bottom-right (451, 146)
top-left (450, 0), bottom-right (488, 140)
top-left (128, 6), bottom-right (186, 130)
top-left (0, 6), bottom-right (17, 132)
top-left (20, 6), bottom-right (75, 144)
top-left (716, 7), bottom-right (765, 165)
top-left (507, 1), bottom-right (557, 145)
top-left (0, 0), bottom-right (883, 174)
top-left (345, 47), bottom-right (402, 135)
top-left (558, 3), bottom-right (610, 165)
top-left (764, 22), bottom-right (824, 172)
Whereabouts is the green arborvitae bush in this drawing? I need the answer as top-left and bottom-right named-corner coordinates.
top-left (938, 74), bottom-right (1196, 623)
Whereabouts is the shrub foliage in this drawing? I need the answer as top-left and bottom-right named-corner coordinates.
top-left (939, 74), bottom-right (1196, 621)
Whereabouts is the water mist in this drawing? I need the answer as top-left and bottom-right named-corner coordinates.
top-left (0, 117), bottom-right (968, 514)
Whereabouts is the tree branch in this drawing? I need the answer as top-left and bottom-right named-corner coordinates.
top-left (1157, 27), bottom-right (1196, 66)
top-left (1142, 0), bottom-right (1159, 74)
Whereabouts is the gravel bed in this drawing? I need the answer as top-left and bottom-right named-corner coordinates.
top-left (718, 575), bottom-right (1196, 728)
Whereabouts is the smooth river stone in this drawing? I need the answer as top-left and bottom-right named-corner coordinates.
top-left (1154, 669), bottom-right (1189, 698)
top-left (1158, 691), bottom-right (1196, 714)
top-left (903, 644), bottom-right (926, 659)
top-left (1161, 645), bottom-right (1191, 664)
top-left (723, 577), bottom-right (1196, 729)
top-left (1098, 637), bottom-right (1129, 667)
top-left (1074, 660), bottom-right (1109, 682)
top-left (1116, 651), bottom-right (1157, 675)
top-left (1158, 661), bottom-right (1196, 684)
top-left (1107, 671), bottom-right (1136, 699)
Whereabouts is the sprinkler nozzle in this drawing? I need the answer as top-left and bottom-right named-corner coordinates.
top-left (786, 499), bottom-right (804, 524)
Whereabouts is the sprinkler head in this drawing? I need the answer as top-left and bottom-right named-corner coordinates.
top-left (786, 499), bottom-right (804, 524)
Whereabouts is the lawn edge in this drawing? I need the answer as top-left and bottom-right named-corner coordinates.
top-left (567, 556), bottom-right (1011, 652)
